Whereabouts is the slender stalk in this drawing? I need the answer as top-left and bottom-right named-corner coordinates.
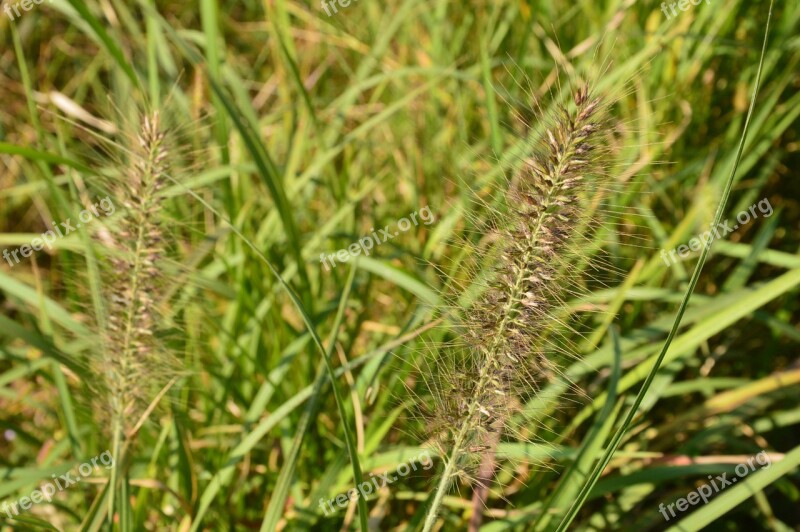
top-left (554, 3), bottom-right (774, 528)
top-left (423, 418), bottom-right (473, 532)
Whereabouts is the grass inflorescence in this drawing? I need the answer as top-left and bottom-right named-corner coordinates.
top-left (0, 1), bottom-right (797, 531)
top-left (99, 112), bottom-right (169, 430)
top-left (422, 82), bottom-right (614, 531)
top-left (92, 110), bottom-right (177, 519)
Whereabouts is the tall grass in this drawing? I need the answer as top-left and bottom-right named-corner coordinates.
top-left (0, 0), bottom-right (798, 530)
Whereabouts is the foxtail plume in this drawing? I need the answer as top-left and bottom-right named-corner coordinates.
top-left (92, 110), bottom-right (176, 518)
top-left (422, 83), bottom-right (612, 531)
top-left (100, 111), bottom-right (170, 434)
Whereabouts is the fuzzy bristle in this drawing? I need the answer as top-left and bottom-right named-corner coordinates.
top-left (422, 83), bottom-right (610, 531)
top-left (463, 86), bottom-right (604, 439)
top-left (98, 111), bottom-right (170, 436)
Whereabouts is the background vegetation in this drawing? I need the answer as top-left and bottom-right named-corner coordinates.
top-left (0, 0), bottom-right (798, 530)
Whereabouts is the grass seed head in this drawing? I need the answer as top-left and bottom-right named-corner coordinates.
top-left (427, 81), bottom-right (612, 484)
top-left (94, 110), bottom-right (174, 437)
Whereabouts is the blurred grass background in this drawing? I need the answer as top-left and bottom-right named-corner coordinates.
top-left (0, 0), bottom-right (799, 530)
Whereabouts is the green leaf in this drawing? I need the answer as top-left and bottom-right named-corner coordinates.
top-left (554, 3), bottom-right (776, 528)
top-left (666, 445), bottom-right (800, 531)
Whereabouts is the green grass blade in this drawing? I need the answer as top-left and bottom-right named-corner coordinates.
top-left (554, 3), bottom-right (775, 529)
top-left (163, 179), bottom-right (368, 531)
top-left (0, 143), bottom-right (94, 175)
top-left (534, 327), bottom-right (623, 531)
top-left (260, 261), bottom-right (368, 532)
top-left (66, 0), bottom-right (138, 85)
top-left (155, 7), bottom-right (313, 307)
top-left (665, 445), bottom-right (800, 531)
top-left (199, 0), bottom-right (232, 179)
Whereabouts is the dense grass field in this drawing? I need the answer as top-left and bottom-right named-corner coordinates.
top-left (1, 0), bottom-right (799, 530)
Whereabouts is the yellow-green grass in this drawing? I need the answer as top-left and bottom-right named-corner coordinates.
top-left (0, 0), bottom-right (798, 530)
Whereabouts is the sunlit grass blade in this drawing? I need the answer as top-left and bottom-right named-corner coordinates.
top-left (555, 3), bottom-right (775, 529)
top-left (665, 444), bottom-right (800, 531)
top-left (534, 327), bottom-right (623, 531)
top-left (156, 174), bottom-right (369, 531)
top-left (66, 0), bottom-right (138, 85)
top-left (260, 261), bottom-right (367, 532)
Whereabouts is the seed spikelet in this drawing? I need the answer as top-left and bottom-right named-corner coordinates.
top-left (96, 111), bottom-right (172, 438)
top-left (421, 82), bottom-right (613, 531)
